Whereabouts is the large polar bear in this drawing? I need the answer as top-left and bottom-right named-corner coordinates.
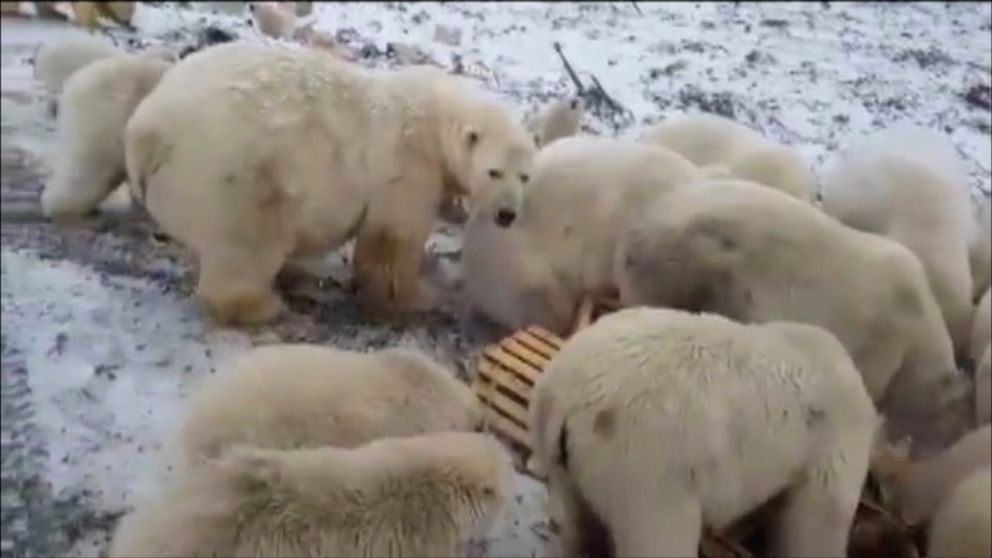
top-left (530, 307), bottom-right (878, 558)
top-left (125, 42), bottom-right (535, 325)
top-left (927, 467), bottom-right (992, 558)
top-left (821, 125), bottom-right (976, 361)
top-left (109, 431), bottom-right (512, 558)
top-left (615, 179), bottom-right (969, 451)
top-left (971, 196), bottom-right (992, 300)
top-left (461, 136), bottom-right (701, 335)
top-left (526, 97), bottom-right (583, 148)
top-left (639, 112), bottom-right (815, 203)
top-left (41, 54), bottom-right (173, 219)
top-left (178, 344), bottom-right (484, 465)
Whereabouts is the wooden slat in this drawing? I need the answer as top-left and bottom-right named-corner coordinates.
top-left (483, 345), bottom-right (543, 383)
top-left (516, 330), bottom-right (561, 359)
top-left (478, 384), bottom-right (530, 426)
top-left (477, 360), bottom-right (534, 402)
top-left (500, 337), bottom-right (551, 371)
top-left (525, 326), bottom-right (563, 348)
top-left (477, 393), bottom-right (531, 446)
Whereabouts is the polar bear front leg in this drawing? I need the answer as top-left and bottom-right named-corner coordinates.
top-left (352, 169), bottom-right (442, 317)
top-left (195, 243), bottom-right (288, 326)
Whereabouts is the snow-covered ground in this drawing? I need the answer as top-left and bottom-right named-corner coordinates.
top-left (1, 2), bottom-right (990, 557)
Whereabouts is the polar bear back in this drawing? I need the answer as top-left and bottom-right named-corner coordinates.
top-left (33, 35), bottom-right (122, 94)
top-left (616, 179), bottom-right (958, 423)
top-left (178, 344), bottom-right (482, 464)
top-left (640, 113), bottom-right (768, 167)
top-left (532, 307), bottom-right (876, 529)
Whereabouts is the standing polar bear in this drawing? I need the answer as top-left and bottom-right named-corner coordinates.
top-left (615, 179), bottom-right (968, 451)
top-left (526, 97), bottom-right (583, 148)
top-left (126, 42), bottom-right (535, 325)
top-left (639, 112), bottom-right (815, 203)
top-left (821, 125), bottom-right (976, 361)
top-left (461, 136), bottom-right (701, 334)
top-left (41, 54), bottom-right (173, 219)
top-left (109, 432), bottom-right (513, 558)
top-left (530, 307), bottom-right (878, 558)
top-left (178, 344), bottom-right (484, 465)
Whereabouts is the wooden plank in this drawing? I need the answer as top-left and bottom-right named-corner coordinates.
top-left (479, 384), bottom-right (530, 426)
top-left (525, 326), bottom-right (563, 349)
top-left (477, 393), bottom-right (531, 446)
top-left (483, 345), bottom-right (543, 382)
top-left (516, 330), bottom-right (561, 359)
top-left (500, 337), bottom-right (551, 371)
top-left (481, 348), bottom-right (542, 386)
top-left (478, 360), bottom-right (533, 401)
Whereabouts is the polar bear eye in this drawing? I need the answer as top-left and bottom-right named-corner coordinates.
top-left (520, 173), bottom-right (529, 183)
top-left (488, 169), bottom-right (503, 179)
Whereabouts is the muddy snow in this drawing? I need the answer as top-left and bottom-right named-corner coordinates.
top-left (1, 2), bottom-right (990, 557)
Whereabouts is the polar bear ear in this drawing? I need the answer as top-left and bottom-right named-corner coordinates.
top-left (466, 130), bottom-right (480, 149)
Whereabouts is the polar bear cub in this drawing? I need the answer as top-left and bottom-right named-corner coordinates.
top-left (126, 42), bottom-right (535, 325)
top-left (527, 97), bottom-right (583, 148)
top-left (109, 431), bottom-right (513, 558)
top-left (178, 344), bottom-right (483, 465)
top-left (821, 124), bottom-right (976, 361)
top-left (615, 179), bottom-right (968, 451)
top-left (927, 467), bottom-right (992, 558)
top-left (640, 112), bottom-right (815, 203)
top-left (461, 136), bottom-right (701, 334)
top-left (41, 54), bottom-right (173, 219)
top-left (530, 307), bottom-right (878, 558)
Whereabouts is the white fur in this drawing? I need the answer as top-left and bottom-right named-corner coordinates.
top-left (640, 113), bottom-right (815, 202)
top-left (616, 178), bottom-right (968, 450)
top-left (461, 136), bottom-right (701, 334)
top-left (526, 97), bottom-right (583, 148)
top-left (178, 344), bottom-right (484, 465)
top-left (41, 54), bottom-right (172, 218)
top-left (33, 34), bottom-right (121, 95)
top-left (110, 432), bottom-right (512, 558)
top-left (125, 42), bottom-right (534, 325)
top-left (970, 196), bottom-right (992, 300)
top-left (531, 307), bottom-right (878, 558)
top-left (927, 467), bottom-right (992, 558)
top-left (821, 124), bottom-right (976, 359)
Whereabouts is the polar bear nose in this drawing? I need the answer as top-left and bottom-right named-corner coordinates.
top-left (495, 208), bottom-right (516, 227)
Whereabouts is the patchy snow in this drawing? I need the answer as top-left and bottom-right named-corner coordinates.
top-left (1, 1), bottom-right (990, 557)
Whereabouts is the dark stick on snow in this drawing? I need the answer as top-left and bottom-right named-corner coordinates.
top-left (631, 1), bottom-right (643, 15)
top-left (552, 42), bottom-right (585, 94)
top-left (589, 74), bottom-right (629, 116)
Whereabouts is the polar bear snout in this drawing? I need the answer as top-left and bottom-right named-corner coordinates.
top-left (495, 208), bottom-right (517, 227)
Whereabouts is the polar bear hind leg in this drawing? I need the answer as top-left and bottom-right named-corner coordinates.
top-left (352, 164), bottom-right (442, 316)
top-left (768, 428), bottom-right (871, 557)
top-left (196, 241), bottom-right (288, 326)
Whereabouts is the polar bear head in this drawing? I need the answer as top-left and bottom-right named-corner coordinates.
top-left (445, 101), bottom-right (536, 229)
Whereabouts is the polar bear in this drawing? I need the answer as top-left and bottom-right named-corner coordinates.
top-left (125, 42), bottom-right (534, 325)
top-left (530, 307), bottom-right (878, 558)
top-left (109, 431), bottom-right (512, 558)
top-left (461, 136), bottom-right (701, 335)
top-left (527, 97), bottom-right (583, 148)
top-left (33, 34), bottom-right (122, 97)
top-left (971, 196), bottom-right (992, 300)
top-left (249, 2), bottom-right (297, 40)
top-left (973, 288), bottom-right (991, 366)
top-left (821, 125), bottom-right (976, 361)
top-left (871, 424), bottom-right (991, 526)
top-left (927, 467), bottom-right (992, 558)
top-left (178, 344), bottom-right (483, 465)
top-left (615, 179), bottom-right (969, 451)
top-left (639, 112), bottom-right (815, 203)
top-left (40, 54), bottom-right (173, 219)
